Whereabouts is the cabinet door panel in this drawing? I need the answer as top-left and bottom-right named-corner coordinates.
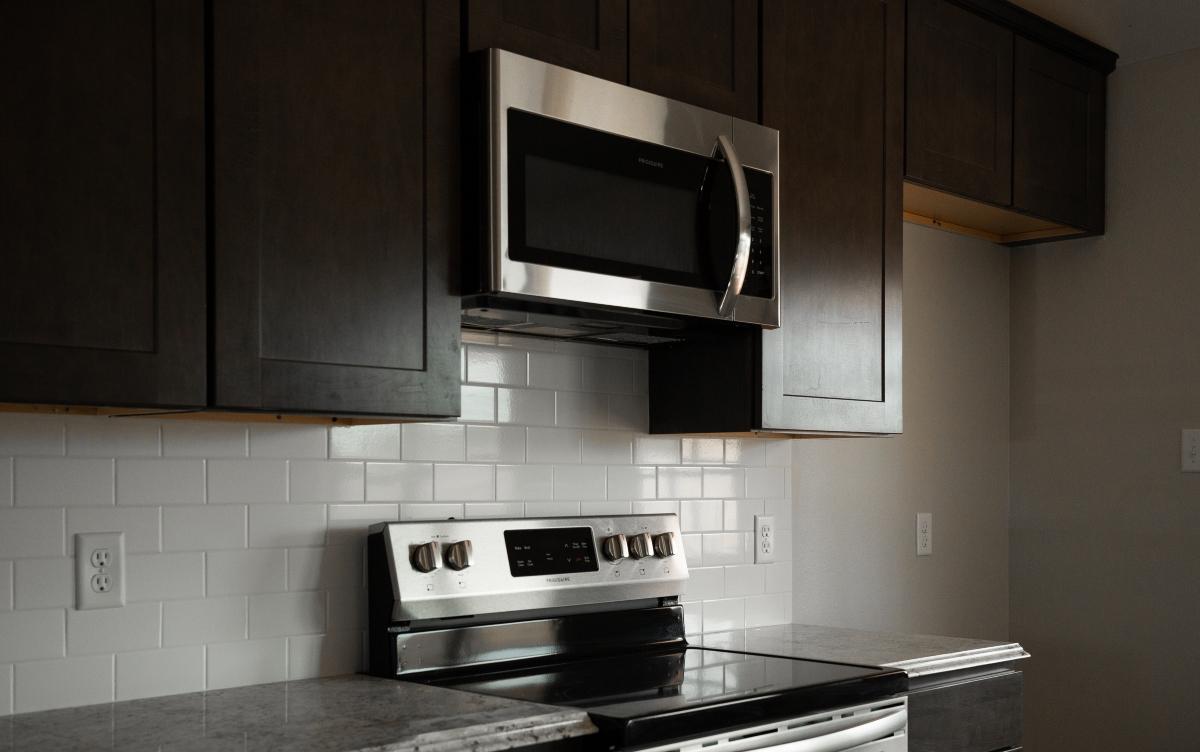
top-left (1013, 36), bottom-right (1105, 231)
top-left (629, 0), bottom-right (758, 120)
top-left (908, 670), bottom-right (1023, 752)
top-left (0, 0), bottom-right (205, 408)
top-left (467, 0), bottom-right (627, 83)
top-left (760, 0), bottom-right (903, 433)
top-left (213, 0), bottom-right (460, 417)
top-left (906, 0), bottom-right (1013, 205)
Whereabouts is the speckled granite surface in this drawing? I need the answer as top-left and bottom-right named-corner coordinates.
top-left (696, 624), bottom-right (1028, 678)
top-left (0, 675), bottom-right (597, 752)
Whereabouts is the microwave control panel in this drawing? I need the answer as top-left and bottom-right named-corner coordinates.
top-left (743, 167), bottom-right (774, 299)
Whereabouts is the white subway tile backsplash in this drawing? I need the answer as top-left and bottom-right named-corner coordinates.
top-left (366, 462), bottom-right (432, 502)
top-left (207, 638), bottom-right (286, 690)
top-left (116, 645), bottom-right (205, 701)
top-left (67, 419), bottom-right (160, 457)
top-left (162, 423), bottom-right (247, 458)
top-left (67, 506), bottom-right (160, 553)
top-left (526, 427), bottom-right (582, 464)
top-left (117, 459), bottom-right (205, 505)
top-left (0, 508), bottom-right (63, 558)
top-left (207, 549), bottom-right (286, 596)
top-left (553, 465), bottom-right (606, 500)
top-left (460, 385), bottom-right (496, 422)
top-left (249, 591), bottom-right (325, 638)
top-left (658, 467), bottom-right (701, 498)
top-left (0, 416), bottom-right (64, 457)
top-left (607, 466), bottom-right (656, 499)
top-left (329, 425), bottom-right (400, 460)
top-left (14, 654), bottom-right (112, 713)
top-left (249, 505), bottom-right (326, 548)
top-left (582, 431), bottom-right (633, 464)
top-left (555, 392), bottom-right (607, 429)
top-left (289, 461), bottom-right (363, 503)
top-left (0, 561), bottom-right (11, 610)
top-left (288, 631), bottom-right (362, 679)
top-left (163, 505), bottom-right (246, 551)
top-left (528, 351), bottom-right (582, 391)
top-left (67, 601), bottom-right (160, 655)
top-left (15, 457), bottom-right (112, 506)
top-left (0, 663), bottom-right (10, 716)
top-left (401, 424), bottom-right (465, 462)
top-left (13, 558), bottom-right (72, 610)
top-left (249, 424), bottom-right (328, 459)
top-left (497, 388), bottom-right (555, 426)
top-left (466, 345), bottom-right (527, 386)
top-left (466, 425), bottom-right (526, 464)
top-left (434, 464), bottom-right (494, 501)
top-left (682, 438), bottom-right (724, 465)
top-left (0, 333), bottom-right (792, 710)
top-left (163, 596), bottom-right (247, 646)
top-left (126, 553), bottom-right (204, 602)
top-left (207, 460), bottom-right (287, 504)
top-left (0, 609), bottom-right (64, 663)
top-left (496, 465), bottom-right (554, 501)
top-left (681, 499), bottom-right (724, 532)
top-left (702, 467), bottom-right (744, 499)
top-left (634, 437), bottom-right (680, 465)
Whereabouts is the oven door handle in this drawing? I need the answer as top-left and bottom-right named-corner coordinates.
top-left (757, 708), bottom-right (907, 752)
top-left (714, 134), bottom-right (752, 319)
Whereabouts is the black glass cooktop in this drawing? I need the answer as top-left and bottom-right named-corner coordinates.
top-left (426, 646), bottom-right (906, 748)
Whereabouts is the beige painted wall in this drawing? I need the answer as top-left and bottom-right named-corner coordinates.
top-left (1010, 46), bottom-right (1200, 750)
top-left (792, 222), bottom-right (1011, 639)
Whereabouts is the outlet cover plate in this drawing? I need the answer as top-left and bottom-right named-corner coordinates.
top-left (916, 513), bottom-right (933, 556)
top-left (1183, 429), bottom-right (1200, 472)
top-left (754, 515), bottom-right (776, 563)
top-left (75, 531), bottom-right (125, 610)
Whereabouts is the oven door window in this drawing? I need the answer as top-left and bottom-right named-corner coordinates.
top-left (507, 109), bottom-right (738, 291)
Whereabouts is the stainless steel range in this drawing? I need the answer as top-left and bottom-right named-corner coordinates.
top-left (368, 515), bottom-right (908, 751)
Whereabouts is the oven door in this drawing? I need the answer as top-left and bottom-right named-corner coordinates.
top-left (485, 49), bottom-right (780, 328)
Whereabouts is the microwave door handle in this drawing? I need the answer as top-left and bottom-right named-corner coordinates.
top-left (715, 134), bottom-right (753, 319)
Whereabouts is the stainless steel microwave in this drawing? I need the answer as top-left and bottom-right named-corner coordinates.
top-left (464, 49), bottom-right (780, 340)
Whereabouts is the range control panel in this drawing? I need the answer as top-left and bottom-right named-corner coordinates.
top-left (372, 515), bottom-right (689, 622)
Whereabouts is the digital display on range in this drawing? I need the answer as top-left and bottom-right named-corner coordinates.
top-left (504, 527), bottom-right (598, 577)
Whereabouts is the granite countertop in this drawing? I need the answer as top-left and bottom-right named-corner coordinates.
top-left (696, 623), bottom-right (1029, 678)
top-left (0, 675), bottom-right (597, 752)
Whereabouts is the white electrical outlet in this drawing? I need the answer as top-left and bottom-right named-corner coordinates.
top-left (1183, 429), bottom-right (1200, 472)
top-left (75, 531), bottom-right (125, 610)
top-left (916, 513), bottom-right (932, 556)
top-left (754, 515), bottom-right (776, 563)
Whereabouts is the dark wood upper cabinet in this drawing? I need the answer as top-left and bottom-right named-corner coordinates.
top-left (906, 0), bottom-right (1013, 205)
top-left (1013, 36), bottom-right (1106, 233)
top-left (629, 0), bottom-right (759, 120)
top-left (467, 0), bottom-right (628, 83)
top-left (903, 0), bottom-right (1115, 246)
top-left (650, 0), bottom-right (903, 436)
top-left (0, 0), bottom-right (206, 409)
top-left (211, 0), bottom-right (460, 418)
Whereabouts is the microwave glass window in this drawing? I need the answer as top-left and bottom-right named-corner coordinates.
top-left (524, 155), bottom-right (703, 279)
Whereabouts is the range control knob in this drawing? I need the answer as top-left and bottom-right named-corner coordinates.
top-left (445, 540), bottom-right (474, 571)
top-left (628, 533), bottom-right (653, 560)
top-left (652, 532), bottom-right (676, 558)
top-left (603, 534), bottom-right (629, 562)
top-left (411, 541), bottom-right (442, 573)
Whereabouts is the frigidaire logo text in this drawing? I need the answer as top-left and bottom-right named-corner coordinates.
top-left (637, 157), bottom-right (664, 168)
top-left (546, 577), bottom-right (572, 583)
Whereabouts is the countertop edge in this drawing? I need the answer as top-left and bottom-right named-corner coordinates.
top-left (883, 643), bottom-right (1030, 678)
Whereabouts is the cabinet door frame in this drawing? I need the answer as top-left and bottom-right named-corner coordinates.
top-left (759, 0), bottom-right (904, 435)
top-left (211, 0), bottom-right (461, 418)
top-left (629, 0), bottom-right (759, 120)
top-left (467, 0), bottom-right (628, 83)
top-left (905, 0), bottom-right (1014, 206)
top-left (0, 0), bottom-right (206, 409)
